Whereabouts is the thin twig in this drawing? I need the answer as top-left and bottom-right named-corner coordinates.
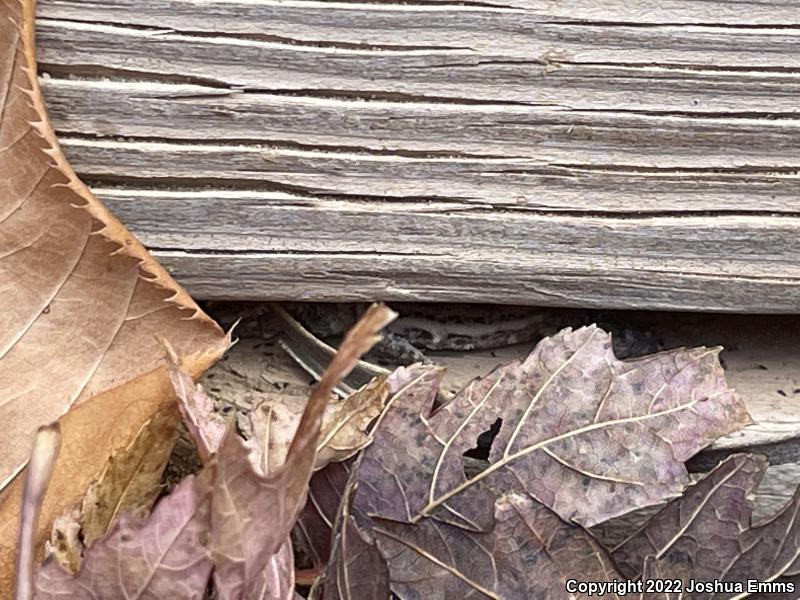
top-left (15, 424), bottom-right (61, 600)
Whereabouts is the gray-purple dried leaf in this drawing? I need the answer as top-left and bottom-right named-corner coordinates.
top-left (332, 492), bottom-right (622, 599)
top-left (293, 365), bottom-right (429, 570)
top-left (613, 453), bottom-right (766, 579)
top-left (640, 557), bottom-right (691, 600)
top-left (382, 495), bottom-right (624, 599)
top-left (320, 513), bottom-right (390, 600)
top-left (357, 326), bottom-right (750, 529)
top-left (166, 345), bottom-right (227, 461)
top-left (294, 459), bottom-right (352, 569)
top-left (309, 464), bottom-right (390, 600)
top-left (34, 475), bottom-right (212, 600)
top-left (210, 305), bottom-right (395, 599)
top-left (617, 453), bottom-right (800, 599)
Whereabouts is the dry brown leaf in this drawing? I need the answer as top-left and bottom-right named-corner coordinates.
top-left (371, 494), bottom-right (626, 599)
top-left (293, 366), bottom-right (432, 571)
top-left (309, 464), bottom-right (390, 600)
top-left (0, 0), bottom-right (228, 591)
top-left (44, 405), bottom-right (181, 574)
top-left (613, 453), bottom-right (767, 580)
top-left (166, 346), bottom-right (228, 462)
top-left (639, 557), bottom-right (687, 600)
top-left (246, 376), bottom-right (390, 474)
top-left (315, 376), bottom-right (390, 467)
top-left (615, 453), bottom-right (800, 597)
top-left (317, 462), bottom-right (625, 600)
top-left (169, 349), bottom-right (388, 475)
top-left (293, 460), bottom-right (352, 571)
top-left (210, 304), bottom-right (396, 598)
top-left (81, 406), bottom-right (180, 547)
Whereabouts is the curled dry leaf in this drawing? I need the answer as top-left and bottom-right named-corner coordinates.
top-left (310, 375), bottom-right (391, 469)
top-left (165, 344), bottom-right (228, 461)
top-left (169, 345), bottom-right (389, 473)
top-left (614, 453), bottom-right (800, 597)
top-left (35, 474), bottom-right (213, 600)
top-left (355, 326), bottom-right (750, 531)
top-left (0, 0), bottom-right (228, 590)
top-left (293, 363), bottom-right (437, 570)
top-left (247, 375), bottom-right (391, 475)
top-left (209, 304), bottom-right (396, 599)
top-left (46, 406), bottom-right (181, 573)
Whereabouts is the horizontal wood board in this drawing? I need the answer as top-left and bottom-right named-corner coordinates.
top-left (36, 0), bottom-right (800, 310)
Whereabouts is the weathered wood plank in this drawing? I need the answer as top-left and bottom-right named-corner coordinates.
top-left (34, 2), bottom-right (800, 67)
top-left (35, 17), bottom-right (800, 111)
top-left (38, 0), bottom-right (800, 29)
top-left (61, 138), bottom-right (800, 213)
top-left (93, 188), bottom-right (800, 269)
top-left (39, 78), bottom-right (800, 174)
top-left (84, 187), bottom-right (800, 310)
top-left (34, 0), bottom-right (800, 308)
top-left (42, 79), bottom-right (800, 170)
top-left (38, 0), bottom-right (800, 31)
top-left (152, 250), bottom-right (800, 311)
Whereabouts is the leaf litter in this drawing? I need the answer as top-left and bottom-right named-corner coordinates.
top-left (20, 312), bottom-right (800, 599)
top-left (30, 304), bottom-right (397, 599)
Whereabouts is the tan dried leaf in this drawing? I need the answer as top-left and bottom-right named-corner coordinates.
top-left (80, 407), bottom-right (180, 548)
top-left (43, 434), bottom-right (183, 578)
top-left (0, 0), bottom-right (228, 590)
top-left (247, 376), bottom-right (390, 474)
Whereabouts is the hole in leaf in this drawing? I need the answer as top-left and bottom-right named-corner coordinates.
top-left (463, 418), bottom-right (502, 462)
top-left (463, 418), bottom-right (502, 478)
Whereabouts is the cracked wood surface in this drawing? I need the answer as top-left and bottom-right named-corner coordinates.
top-left (35, 0), bottom-right (800, 310)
